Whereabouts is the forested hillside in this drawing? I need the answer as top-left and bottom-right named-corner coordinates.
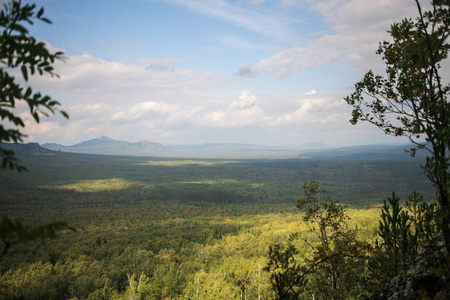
top-left (0, 150), bottom-right (436, 299)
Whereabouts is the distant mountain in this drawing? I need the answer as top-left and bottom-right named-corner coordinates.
top-left (119, 140), bottom-right (165, 153)
top-left (43, 136), bottom-right (165, 156)
top-left (40, 136), bottom-right (427, 160)
top-left (300, 142), bottom-right (326, 149)
top-left (71, 136), bottom-right (127, 148)
top-left (41, 142), bottom-right (65, 149)
top-left (1, 142), bottom-right (52, 153)
top-left (297, 144), bottom-right (427, 160)
top-left (166, 143), bottom-right (289, 152)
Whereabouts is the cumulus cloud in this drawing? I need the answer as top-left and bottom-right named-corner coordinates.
top-left (267, 96), bottom-right (342, 126)
top-left (11, 1), bottom-right (416, 147)
top-left (23, 56), bottom-right (358, 145)
top-left (110, 102), bottom-right (176, 124)
top-left (28, 53), bottom-right (230, 105)
top-left (204, 91), bottom-right (266, 127)
top-left (20, 49), bottom-right (233, 144)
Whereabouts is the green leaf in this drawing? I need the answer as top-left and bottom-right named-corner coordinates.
top-left (60, 110), bottom-right (69, 119)
top-left (32, 112), bottom-right (40, 123)
top-left (24, 87), bottom-right (32, 98)
top-left (40, 17), bottom-right (52, 24)
top-left (37, 7), bottom-right (44, 18)
top-left (21, 66), bottom-right (28, 81)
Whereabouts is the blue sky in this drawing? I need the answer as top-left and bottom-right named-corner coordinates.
top-left (10, 0), bottom-right (422, 147)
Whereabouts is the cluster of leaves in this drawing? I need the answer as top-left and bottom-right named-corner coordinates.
top-left (0, 0), bottom-right (67, 171)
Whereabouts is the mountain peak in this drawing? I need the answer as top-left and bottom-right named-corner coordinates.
top-left (72, 136), bottom-right (126, 148)
top-left (97, 136), bottom-right (115, 141)
top-left (43, 136), bottom-right (164, 155)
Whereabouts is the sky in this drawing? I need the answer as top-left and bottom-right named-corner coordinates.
top-left (7, 0), bottom-right (425, 147)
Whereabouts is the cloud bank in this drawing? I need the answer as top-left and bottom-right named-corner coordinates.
top-left (14, 0), bottom-right (425, 147)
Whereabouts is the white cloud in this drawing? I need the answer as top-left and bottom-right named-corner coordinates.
top-left (22, 56), bottom-right (358, 145)
top-left (9, 1), bottom-right (421, 148)
top-left (311, 0), bottom-right (417, 32)
top-left (252, 0), bottom-right (420, 77)
top-left (204, 91), bottom-right (266, 127)
top-left (29, 53), bottom-right (230, 105)
top-left (164, 0), bottom-right (301, 44)
top-left (267, 96), bottom-right (343, 126)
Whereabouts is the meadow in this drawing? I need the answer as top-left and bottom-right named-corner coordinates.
top-left (0, 150), bottom-right (435, 299)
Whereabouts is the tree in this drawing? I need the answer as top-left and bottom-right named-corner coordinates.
top-left (376, 192), bottom-right (407, 277)
top-left (405, 191), bottom-right (440, 254)
top-left (265, 233), bottom-right (307, 300)
top-left (265, 181), bottom-right (371, 299)
top-left (366, 191), bottom-right (440, 292)
top-left (295, 180), bottom-right (364, 298)
top-left (1, 0), bottom-right (68, 171)
top-left (345, 0), bottom-right (450, 252)
top-left (0, 0), bottom-right (72, 258)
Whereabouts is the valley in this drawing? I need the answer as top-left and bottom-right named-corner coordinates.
top-left (0, 146), bottom-right (435, 299)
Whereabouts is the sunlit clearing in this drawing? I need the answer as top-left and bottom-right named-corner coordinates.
top-left (137, 160), bottom-right (240, 166)
top-left (41, 178), bottom-right (144, 192)
top-left (180, 179), bottom-right (240, 185)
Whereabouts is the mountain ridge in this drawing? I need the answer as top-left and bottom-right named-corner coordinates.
top-left (38, 136), bottom-right (421, 160)
top-left (42, 136), bottom-right (165, 156)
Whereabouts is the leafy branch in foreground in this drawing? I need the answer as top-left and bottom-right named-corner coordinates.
top-left (0, 1), bottom-right (73, 260)
top-left (0, 0), bottom-right (68, 171)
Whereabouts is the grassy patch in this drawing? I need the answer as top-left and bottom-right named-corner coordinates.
top-left (137, 160), bottom-right (239, 166)
top-left (40, 178), bottom-right (146, 192)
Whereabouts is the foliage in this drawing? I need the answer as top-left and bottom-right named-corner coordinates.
top-left (0, 0), bottom-right (72, 261)
top-left (266, 181), bottom-right (372, 299)
top-left (0, 217), bottom-right (75, 260)
top-left (0, 0), bottom-right (67, 171)
top-left (296, 180), bottom-right (349, 248)
top-left (344, 0), bottom-right (450, 252)
top-left (405, 191), bottom-right (440, 254)
top-left (374, 192), bottom-right (406, 278)
top-left (0, 151), bottom-right (437, 299)
top-left (367, 191), bottom-right (440, 292)
top-left (265, 233), bottom-right (307, 299)
top-left (296, 180), bottom-right (349, 295)
top-left (122, 273), bottom-right (151, 300)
